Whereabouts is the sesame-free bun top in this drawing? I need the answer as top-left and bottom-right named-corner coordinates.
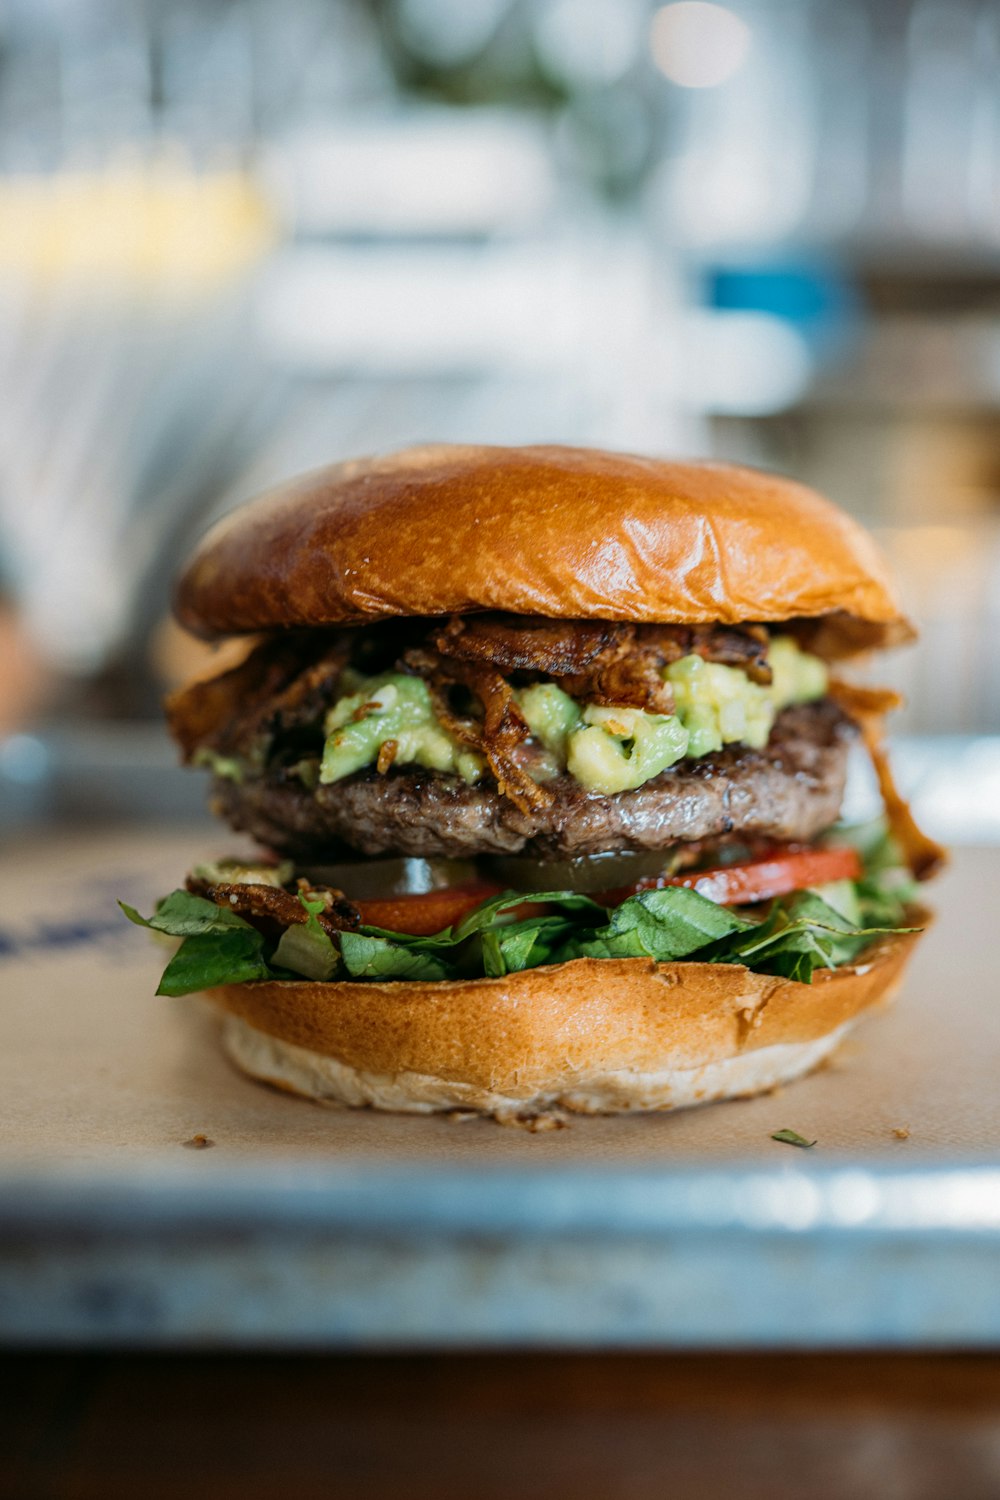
top-left (174, 444), bottom-right (912, 652)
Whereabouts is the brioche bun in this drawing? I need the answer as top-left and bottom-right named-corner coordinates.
top-left (208, 919), bottom-right (924, 1120)
top-left (175, 444), bottom-right (911, 654)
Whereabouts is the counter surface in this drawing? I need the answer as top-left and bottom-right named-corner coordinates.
top-left (2, 829), bottom-right (996, 1347)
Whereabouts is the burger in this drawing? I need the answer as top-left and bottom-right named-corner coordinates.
top-left (123, 444), bottom-right (943, 1122)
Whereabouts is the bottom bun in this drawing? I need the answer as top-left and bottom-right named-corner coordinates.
top-left (207, 919), bottom-right (925, 1121)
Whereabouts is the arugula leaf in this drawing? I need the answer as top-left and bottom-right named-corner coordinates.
top-left (853, 821), bottom-right (906, 879)
top-left (347, 890), bottom-right (604, 980)
top-left (710, 889), bottom-right (916, 983)
top-left (122, 890), bottom-right (277, 996)
top-left (559, 885), bottom-right (750, 963)
top-left (832, 820), bottom-right (921, 917)
top-left (156, 928), bottom-right (273, 996)
top-left (771, 1128), bottom-right (817, 1148)
top-left (338, 931), bottom-right (455, 981)
top-left (348, 885), bottom-right (752, 976)
top-left (123, 890), bottom-right (277, 995)
top-left (480, 915), bottom-right (581, 977)
top-left (855, 875), bottom-right (916, 928)
top-left (452, 889), bottom-right (604, 941)
top-left (120, 889), bottom-right (253, 936)
top-left (124, 846), bottom-right (923, 1000)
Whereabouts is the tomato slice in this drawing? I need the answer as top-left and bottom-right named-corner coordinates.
top-left (599, 845), bottom-right (863, 909)
top-left (352, 845), bottom-right (863, 933)
top-left (354, 881), bottom-right (503, 936)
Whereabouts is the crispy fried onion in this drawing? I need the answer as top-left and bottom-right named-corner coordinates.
top-left (167, 632), bottom-right (349, 765)
top-left (185, 875), bottom-right (360, 934)
top-left (852, 713), bottom-right (946, 882)
top-left (432, 615), bottom-right (772, 716)
top-left (827, 679), bottom-right (905, 718)
top-left (404, 647), bottom-right (553, 814)
top-left (827, 680), bottom-right (945, 881)
top-left (168, 617), bottom-right (774, 781)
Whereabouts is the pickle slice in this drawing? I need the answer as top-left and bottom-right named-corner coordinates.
top-left (479, 850), bottom-right (682, 894)
top-left (301, 849), bottom-right (696, 899)
top-left (296, 857), bottom-right (478, 899)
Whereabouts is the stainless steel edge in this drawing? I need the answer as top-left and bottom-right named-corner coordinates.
top-left (3, 1163), bottom-right (1000, 1349)
top-left (3, 1162), bottom-right (1000, 1236)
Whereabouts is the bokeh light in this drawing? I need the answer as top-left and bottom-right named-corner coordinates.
top-left (649, 1), bottom-right (751, 89)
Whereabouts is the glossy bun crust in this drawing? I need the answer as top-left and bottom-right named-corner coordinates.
top-left (209, 922), bottom-right (924, 1120)
top-left (175, 445), bottom-right (911, 651)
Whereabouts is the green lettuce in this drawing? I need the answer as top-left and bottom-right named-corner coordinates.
top-left (271, 895), bottom-right (339, 981)
top-left (122, 844), bottom-right (919, 998)
top-left (120, 894), bottom-right (273, 995)
top-left (338, 932), bottom-right (454, 982)
top-left (559, 885), bottom-right (750, 963)
top-left (705, 889), bottom-right (910, 984)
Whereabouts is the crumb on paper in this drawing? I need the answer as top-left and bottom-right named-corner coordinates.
top-left (892, 1125), bottom-right (911, 1140)
top-left (182, 1133), bottom-right (215, 1149)
top-left (445, 1110), bottom-right (479, 1124)
top-left (520, 1114), bottom-right (569, 1133)
top-left (495, 1109), bottom-right (569, 1132)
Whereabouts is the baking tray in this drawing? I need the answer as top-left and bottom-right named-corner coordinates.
top-left (2, 826), bottom-right (998, 1349)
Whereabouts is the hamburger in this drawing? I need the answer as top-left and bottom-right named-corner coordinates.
top-left (123, 444), bottom-right (943, 1121)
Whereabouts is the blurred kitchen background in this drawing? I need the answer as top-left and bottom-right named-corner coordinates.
top-left (3, 0), bottom-right (1000, 837)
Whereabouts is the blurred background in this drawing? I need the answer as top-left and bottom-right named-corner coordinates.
top-left (3, 0), bottom-right (1000, 836)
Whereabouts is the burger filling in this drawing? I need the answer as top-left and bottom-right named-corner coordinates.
top-left (122, 823), bottom-right (921, 993)
top-left (208, 699), bottom-right (853, 859)
top-left (317, 634), bottom-right (826, 795)
top-left (167, 616), bottom-right (833, 839)
top-left (125, 613), bottom-right (942, 995)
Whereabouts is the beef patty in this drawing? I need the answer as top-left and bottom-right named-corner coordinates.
top-left (210, 699), bottom-right (855, 860)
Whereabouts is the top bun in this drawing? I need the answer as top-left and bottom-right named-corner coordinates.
top-left (174, 444), bottom-right (911, 652)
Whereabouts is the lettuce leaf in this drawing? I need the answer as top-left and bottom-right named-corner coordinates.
top-left (705, 889), bottom-right (917, 984)
top-left (271, 895), bottom-right (340, 981)
top-left (120, 891), bottom-right (251, 936)
top-left (338, 931), bottom-right (455, 981)
top-left (344, 890), bottom-right (605, 981)
top-left (558, 885), bottom-right (751, 963)
top-left (481, 915), bottom-right (581, 977)
top-left (453, 889), bottom-right (604, 938)
top-left (122, 889), bottom-right (279, 995)
top-left (122, 834), bottom-right (921, 997)
top-left (154, 929), bottom-right (274, 996)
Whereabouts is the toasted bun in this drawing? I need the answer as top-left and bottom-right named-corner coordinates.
top-left (207, 921), bottom-right (924, 1120)
top-left (175, 445), bottom-right (912, 653)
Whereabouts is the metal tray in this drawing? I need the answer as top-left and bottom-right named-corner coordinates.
top-left (2, 826), bottom-right (998, 1349)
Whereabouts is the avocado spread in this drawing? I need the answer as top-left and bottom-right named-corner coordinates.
top-left (317, 637), bottom-right (827, 796)
top-left (320, 674), bottom-right (484, 786)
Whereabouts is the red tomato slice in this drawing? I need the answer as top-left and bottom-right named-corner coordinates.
top-left (352, 846), bottom-right (863, 933)
top-left (599, 845), bottom-right (862, 909)
top-left (355, 882), bottom-right (503, 936)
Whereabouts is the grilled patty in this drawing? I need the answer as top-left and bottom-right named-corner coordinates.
top-left (210, 699), bottom-right (855, 860)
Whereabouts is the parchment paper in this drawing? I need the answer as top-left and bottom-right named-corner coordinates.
top-left (1, 826), bottom-right (992, 1169)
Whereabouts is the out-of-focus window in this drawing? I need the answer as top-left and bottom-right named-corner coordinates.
top-left (0, 0), bottom-right (996, 744)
